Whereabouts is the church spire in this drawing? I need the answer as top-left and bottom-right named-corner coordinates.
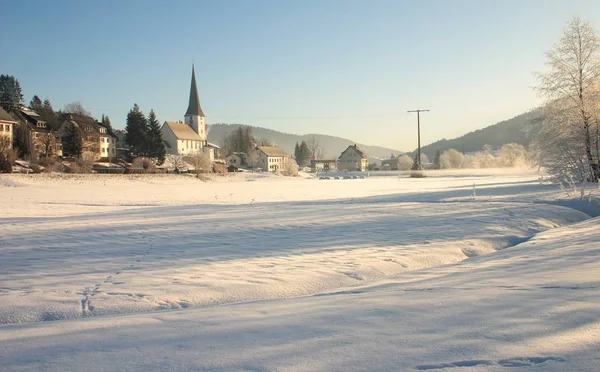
top-left (185, 64), bottom-right (204, 117)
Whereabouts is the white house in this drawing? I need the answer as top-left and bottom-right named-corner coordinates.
top-left (161, 65), bottom-right (218, 160)
top-left (0, 107), bottom-right (15, 149)
top-left (56, 113), bottom-right (116, 159)
top-left (256, 146), bottom-right (288, 172)
top-left (338, 144), bottom-right (369, 171)
top-left (226, 152), bottom-right (247, 167)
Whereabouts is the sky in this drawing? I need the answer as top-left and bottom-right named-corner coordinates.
top-left (2, 0), bottom-right (600, 151)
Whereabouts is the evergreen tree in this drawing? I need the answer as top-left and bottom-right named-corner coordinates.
top-left (38, 98), bottom-right (58, 128)
top-left (125, 104), bottom-right (147, 157)
top-left (297, 141), bottom-right (310, 166)
top-left (101, 114), bottom-right (114, 134)
top-left (63, 123), bottom-right (83, 158)
top-left (243, 127), bottom-right (254, 153)
top-left (411, 153), bottom-right (420, 170)
top-left (433, 150), bottom-right (441, 170)
top-left (0, 75), bottom-right (24, 111)
top-left (294, 142), bottom-right (300, 161)
top-left (30, 95), bottom-right (43, 111)
top-left (145, 110), bottom-right (166, 165)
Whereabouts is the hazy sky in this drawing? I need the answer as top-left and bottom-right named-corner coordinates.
top-left (2, 0), bottom-right (600, 151)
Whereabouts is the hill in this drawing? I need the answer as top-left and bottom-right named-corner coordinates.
top-left (417, 109), bottom-right (542, 158)
top-left (207, 124), bottom-right (402, 161)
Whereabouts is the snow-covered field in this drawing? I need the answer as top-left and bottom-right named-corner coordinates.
top-left (1, 169), bottom-right (599, 371)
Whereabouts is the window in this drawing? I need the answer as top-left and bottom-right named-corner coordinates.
top-left (4, 125), bottom-right (8, 132)
top-left (102, 148), bottom-right (106, 153)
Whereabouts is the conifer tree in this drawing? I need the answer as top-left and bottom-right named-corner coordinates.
top-left (101, 114), bottom-right (114, 134)
top-left (297, 141), bottom-right (310, 166)
top-left (125, 104), bottom-right (147, 157)
top-left (0, 75), bottom-right (24, 111)
top-left (30, 95), bottom-right (43, 111)
top-left (63, 123), bottom-right (83, 158)
top-left (38, 98), bottom-right (58, 128)
top-left (411, 153), bottom-right (420, 170)
top-left (294, 142), bottom-right (300, 161)
top-left (145, 109), bottom-right (166, 165)
top-left (243, 127), bottom-right (254, 153)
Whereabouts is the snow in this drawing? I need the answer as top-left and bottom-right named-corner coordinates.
top-left (0, 169), bottom-right (599, 371)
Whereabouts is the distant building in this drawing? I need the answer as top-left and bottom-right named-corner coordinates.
top-left (381, 156), bottom-right (400, 170)
top-left (338, 144), bottom-right (368, 171)
top-left (161, 65), bottom-right (219, 161)
top-left (311, 159), bottom-right (337, 173)
top-left (10, 107), bottom-right (63, 158)
top-left (226, 152), bottom-right (247, 167)
top-left (56, 113), bottom-right (116, 159)
top-left (0, 107), bottom-right (16, 150)
top-left (256, 146), bottom-right (288, 172)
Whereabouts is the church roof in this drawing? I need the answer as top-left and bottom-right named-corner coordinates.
top-left (185, 65), bottom-right (205, 117)
top-left (163, 121), bottom-right (203, 141)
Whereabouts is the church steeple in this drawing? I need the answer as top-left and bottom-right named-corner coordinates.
top-left (185, 64), bottom-right (204, 117)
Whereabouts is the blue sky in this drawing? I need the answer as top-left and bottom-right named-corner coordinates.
top-left (2, 0), bottom-right (600, 151)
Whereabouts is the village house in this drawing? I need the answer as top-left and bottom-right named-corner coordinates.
top-left (9, 106), bottom-right (62, 158)
top-left (338, 144), bottom-right (369, 171)
top-left (311, 159), bottom-right (337, 173)
top-left (161, 65), bottom-right (219, 161)
top-left (256, 146), bottom-right (288, 172)
top-left (381, 156), bottom-right (400, 170)
top-left (226, 152), bottom-right (247, 167)
top-left (0, 107), bottom-right (16, 149)
top-left (56, 113), bottom-right (116, 159)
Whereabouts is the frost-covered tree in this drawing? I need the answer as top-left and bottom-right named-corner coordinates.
top-left (397, 154), bottom-right (413, 170)
top-left (498, 143), bottom-right (527, 167)
top-left (535, 17), bottom-right (600, 181)
top-left (440, 148), bottom-right (464, 169)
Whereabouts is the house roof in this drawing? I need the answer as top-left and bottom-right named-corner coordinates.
top-left (258, 146), bottom-right (286, 157)
top-left (10, 108), bottom-right (54, 133)
top-left (60, 113), bottom-right (116, 137)
top-left (163, 121), bottom-right (203, 140)
top-left (0, 107), bottom-right (16, 123)
top-left (229, 152), bottom-right (247, 159)
top-left (339, 144), bottom-right (368, 160)
top-left (185, 65), bottom-right (205, 117)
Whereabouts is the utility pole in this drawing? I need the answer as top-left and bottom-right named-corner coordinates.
top-left (407, 109), bottom-right (430, 169)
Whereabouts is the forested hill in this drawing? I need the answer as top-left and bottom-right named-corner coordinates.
top-left (207, 124), bottom-right (403, 160)
top-left (418, 109), bottom-right (542, 158)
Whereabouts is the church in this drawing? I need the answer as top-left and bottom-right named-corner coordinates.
top-left (161, 65), bottom-right (219, 161)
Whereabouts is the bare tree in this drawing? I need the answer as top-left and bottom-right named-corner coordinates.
top-left (166, 154), bottom-right (188, 173)
top-left (535, 17), bottom-right (600, 181)
top-left (184, 151), bottom-right (211, 178)
top-left (35, 132), bottom-right (56, 158)
top-left (246, 147), bottom-right (260, 170)
top-left (307, 136), bottom-right (325, 160)
top-left (63, 101), bottom-right (92, 117)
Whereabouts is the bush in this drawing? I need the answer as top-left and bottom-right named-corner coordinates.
top-left (67, 163), bottom-right (83, 174)
top-left (280, 158), bottom-right (299, 177)
top-left (0, 156), bottom-right (12, 173)
top-left (132, 157), bottom-right (156, 174)
top-left (410, 170), bottom-right (426, 178)
top-left (77, 152), bottom-right (96, 173)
